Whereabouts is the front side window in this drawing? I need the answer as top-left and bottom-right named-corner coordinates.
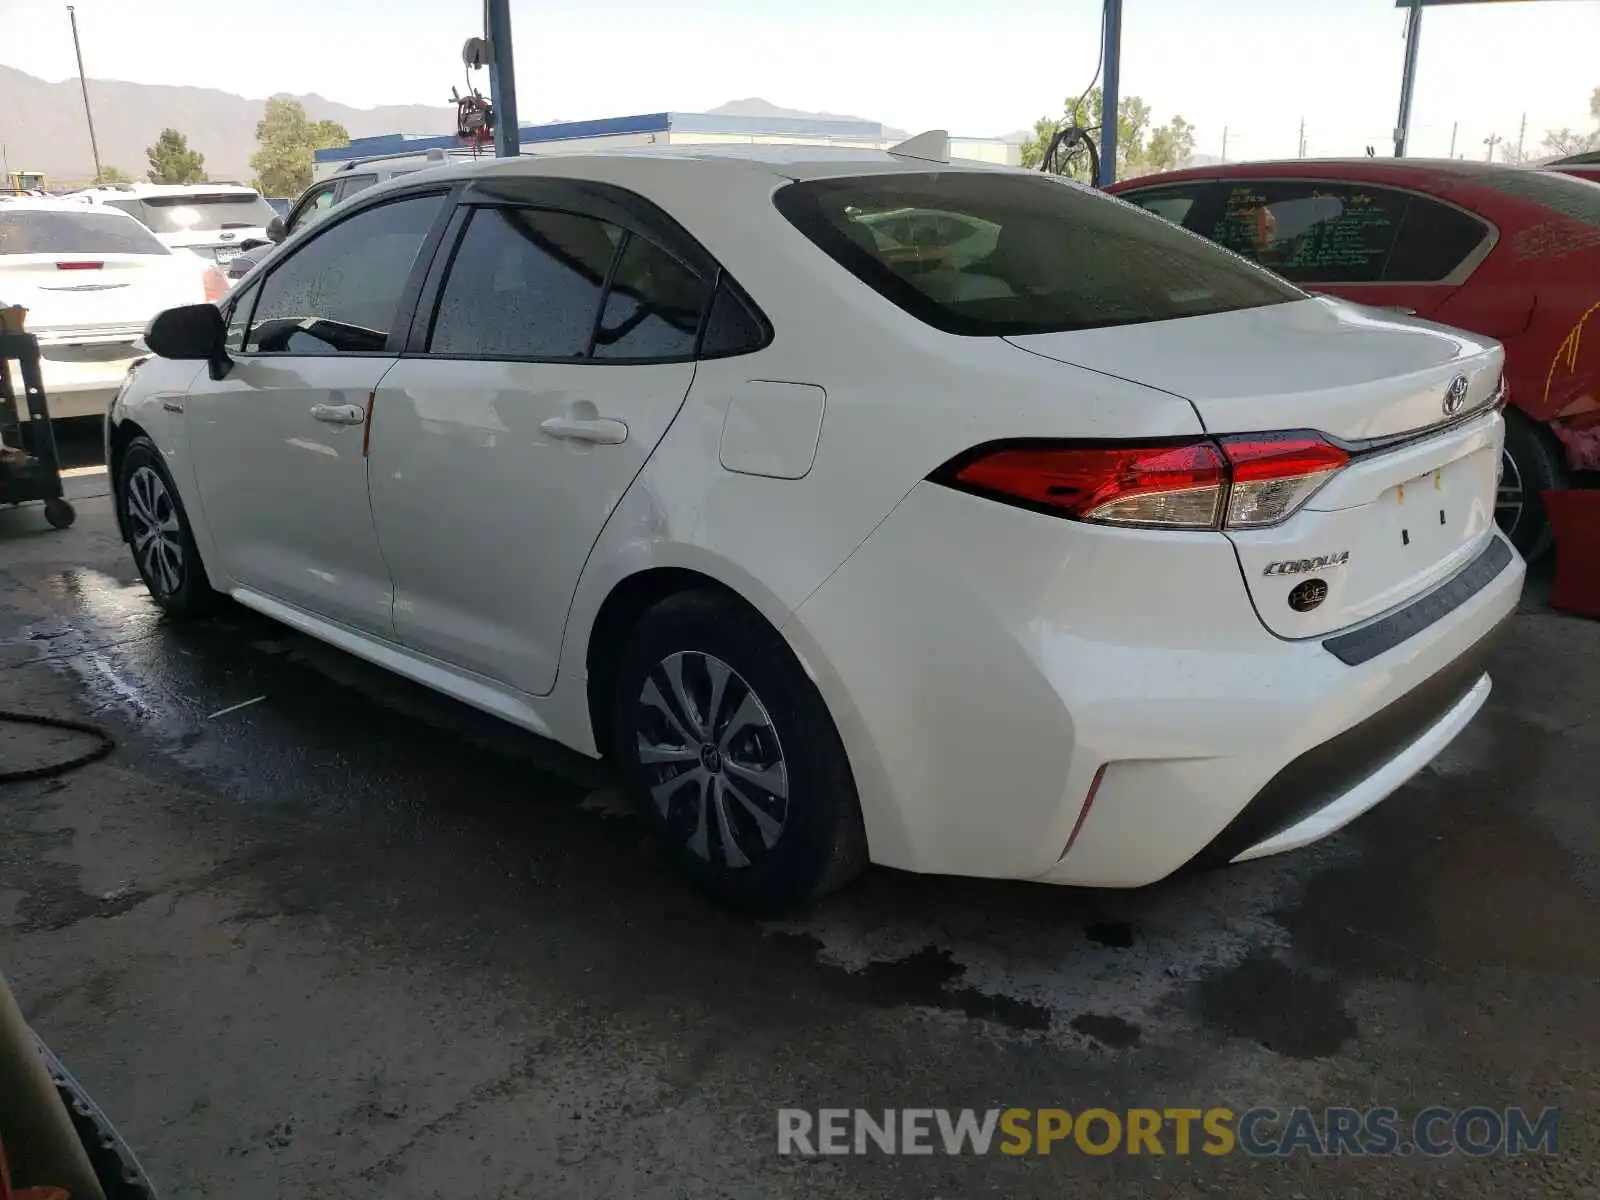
top-left (288, 184), bottom-right (339, 235)
top-left (1120, 185), bottom-right (1207, 228)
top-left (429, 206), bottom-right (620, 359)
top-left (245, 192), bottom-right (444, 355)
top-left (774, 171), bottom-right (1301, 336)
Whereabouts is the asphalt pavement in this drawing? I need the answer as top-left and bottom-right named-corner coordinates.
top-left (1, 437), bottom-right (1595, 1198)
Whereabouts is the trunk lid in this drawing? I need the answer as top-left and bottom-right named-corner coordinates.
top-left (0, 253), bottom-right (205, 334)
top-left (1008, 296), bottom-right (1509, 639)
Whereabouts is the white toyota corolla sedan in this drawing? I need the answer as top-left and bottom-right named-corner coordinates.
top-left (108, 142), bottom-right (1524, 908)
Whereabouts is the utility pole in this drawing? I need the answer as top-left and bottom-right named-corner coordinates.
top-left (1516, 112), bottom-right (1527, 163)
top-left (1221, 126), bottom-right (1229, 162)
top-left (66, 6), bottom-right (103, 183)
top-left (484, 0), bottom-right (520, 157)
top-left (1097, 0), bottom-right (1123, 187)
top-left (1449, 121), bottom-right (1458, 158)
top-left (1297, 118), bottom-right (1306, 158)
top-left (1484, 133), bottom-right (1500, 162)
top-left (1393, 0), bottom-right (1424, 157)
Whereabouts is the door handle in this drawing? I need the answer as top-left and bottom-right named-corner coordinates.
top-left (540, 416), bottom-right (628, 445)
top-left (310, 403), bottom-right (367, 425)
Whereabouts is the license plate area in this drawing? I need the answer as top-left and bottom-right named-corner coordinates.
top-left (1383, 455), bottom-right (1477, 559)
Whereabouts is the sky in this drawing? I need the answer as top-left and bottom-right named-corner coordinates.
top-left (1, 0), bottom-right (1597, 161)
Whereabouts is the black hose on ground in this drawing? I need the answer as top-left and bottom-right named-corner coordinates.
top-left (0, 711), bottom-right (114, 783)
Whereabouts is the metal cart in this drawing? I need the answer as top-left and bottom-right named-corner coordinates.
top-left (0, 330), bottom-right (76, 530)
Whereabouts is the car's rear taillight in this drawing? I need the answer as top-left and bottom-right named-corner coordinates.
top-left (1218, 434), bottom-right (1349, 529)
top-left (949, 443), bottom-right (1226, 528)
top-left (937, 433), bottom-right (1348, 531)
top-left (202, 265), bottom-right (228, 303)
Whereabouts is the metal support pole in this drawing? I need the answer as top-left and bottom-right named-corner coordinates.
top-left (1393, 0), bottom-right (1423, 158)
top-left (485, 0), bottom-right (520, 157)
top-left (1098, 0), bottom-right (1122, 187)
top-left (66, 6), bottom-right (103, 183)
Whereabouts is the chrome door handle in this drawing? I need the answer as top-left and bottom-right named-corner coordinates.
top-left (310, 403), bottom-right (366, 425)
top-left (540, 416), bottom-right (628, 445)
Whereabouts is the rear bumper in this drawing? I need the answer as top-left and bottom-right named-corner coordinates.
top-left (786, 482), bottom-right (1525, 886)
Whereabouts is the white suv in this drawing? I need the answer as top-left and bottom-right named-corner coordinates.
top-left (67, 183), bottom-right (276, 271)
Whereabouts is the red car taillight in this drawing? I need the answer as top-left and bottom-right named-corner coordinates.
top-left (202, 265), bottom-right (228, 303)
top-left (938, 434), bottom-right (1348, 531)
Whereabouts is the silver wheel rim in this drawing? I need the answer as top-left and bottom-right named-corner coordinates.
top-left (126, 465), bottom-right (185, 596)
top-left (1495, 447), bottom-right (1524, 537)
top-left (635, 651), bottom-right (790, 870)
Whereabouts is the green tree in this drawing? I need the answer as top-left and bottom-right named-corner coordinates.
top-left (96, 165), bottom-right (133, 184)
top-left (1020, 88), bottom-right (1195, 183)
top-left (146, 128), bottom-right (207, 184)
top-left (249, 98), bottom-right (349, 197)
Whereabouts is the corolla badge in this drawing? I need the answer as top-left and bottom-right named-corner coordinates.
top-left (1264, 551), bottom-right (1350, 577)
top-left (1443, 374), bottom-right (1469, 416)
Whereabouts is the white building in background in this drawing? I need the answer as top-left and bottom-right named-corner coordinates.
top-left (313, 110), bottom-right (1019, 182)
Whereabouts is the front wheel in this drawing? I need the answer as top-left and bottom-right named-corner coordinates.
top-left (611, 591), bottom-right (868, 911)
top-left (1497, 409), bottom-right (1567, 559)
top-left (119, 437), bottom-right (219, 616)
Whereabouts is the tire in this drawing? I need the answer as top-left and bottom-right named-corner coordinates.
top-left (1497, 408), bottom-right (1567, 560)
top-left (119, 437), bottom-right (220, 616)
top-left (43, 498), bottom-right (75, 529)
top-left (610, 590), bottom-right (868, 911)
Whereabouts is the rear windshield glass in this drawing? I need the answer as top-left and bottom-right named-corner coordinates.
top-left (108, 193), bottom-right (277, 233)
top-left (1476, 169), bottom-right (1600, 226)
top-left (773, 172), bottom-right (1303, 336)
top-left (0, 210), bottom-right (169, 256)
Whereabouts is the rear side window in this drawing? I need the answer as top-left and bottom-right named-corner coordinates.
top-left (699, 279), bottom-right (768, 356)
top-left (0, 210), bottom-right (168, 256)
top-left (1209, 181), bottom-right (1487, 284)
top-left (774, 172), bottom-right (1300, 336)
top-left (429, 207), bottom-right (620, 359)
top-left (593, 232), bottom-right (711, 360)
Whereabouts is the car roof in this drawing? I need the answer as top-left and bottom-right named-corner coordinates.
top-left (1108, 157), bottom-right (1558, 189)
top-left (0, 196), bottom-right (147, 218)
top-left (416, 142), bottom-right (1022, 187)
top-left (69, 182), bottom-right (263, 199)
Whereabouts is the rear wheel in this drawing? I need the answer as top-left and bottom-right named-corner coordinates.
top-left (1497, 408), bottom-right (1567, 559)
top-left (611, 591), bottom-right (868, 910)
top-left (120, 437), bottom-right (219, 616)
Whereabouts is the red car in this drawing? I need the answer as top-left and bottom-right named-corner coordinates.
top-left (1109, 160), bottom-right (1600, 554)
top-left (1548, 150), bottom-right (1600, 185)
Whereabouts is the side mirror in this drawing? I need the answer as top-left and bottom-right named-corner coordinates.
top-left (144, 304), bottom-right (231, 379)
top-left (237, 237), bottom-right (267, 252)
top-left (266, 215), bottom-right (286, 244)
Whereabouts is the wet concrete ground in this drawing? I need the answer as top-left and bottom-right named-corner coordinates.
top-left (1, 436), bottom-right (1596, 1197)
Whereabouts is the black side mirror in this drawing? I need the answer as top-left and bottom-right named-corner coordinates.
top-left (237, 237), bottom-right (267, 252)
top-left (144, 304), bottom-right (231, 379)
top-left (266, 215), bottom-right (286, 244)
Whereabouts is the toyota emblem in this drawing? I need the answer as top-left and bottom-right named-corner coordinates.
top-left (1443, 375), bottom-right (1469, 417)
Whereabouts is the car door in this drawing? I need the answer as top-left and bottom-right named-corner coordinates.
top-left (185, 190), bottom-right (450, 635)
top-left (367, 184), bottom-right (716, 695)
top-left (1199, 179), bottom-right (1488, 319)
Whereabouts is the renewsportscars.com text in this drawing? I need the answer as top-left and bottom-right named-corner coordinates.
top-left (777, 1106), bottom-right (1560, 1158)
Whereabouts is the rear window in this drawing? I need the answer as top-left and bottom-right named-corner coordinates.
top-left (1476, 170), bottom-right (1600, 226)
top-left (773, 172), bottom-right (1302, 336)
top-left (0, 209), bottom-right (168, 256)
top-left (108, 192), bottom-right (277, 233)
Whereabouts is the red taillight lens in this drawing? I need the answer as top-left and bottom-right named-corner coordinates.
top-left (950, 442), bottom-right (1226, 528)
top-left (940, 433), bottom-right (1348, 531)
top-left (1219, 434), bottom-right (1348, 528)
top-left (202, 265), bottom-right (228, 303)
top-left (55, 261), bottom-right (103, 270)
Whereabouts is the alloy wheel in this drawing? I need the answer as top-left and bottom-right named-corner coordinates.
top-left (126, 466), bottom-right (185, 597)
top-left (1495, 447), bottom-right (1524, 539)
top-left (635, 651), bottom-right (790, 869)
